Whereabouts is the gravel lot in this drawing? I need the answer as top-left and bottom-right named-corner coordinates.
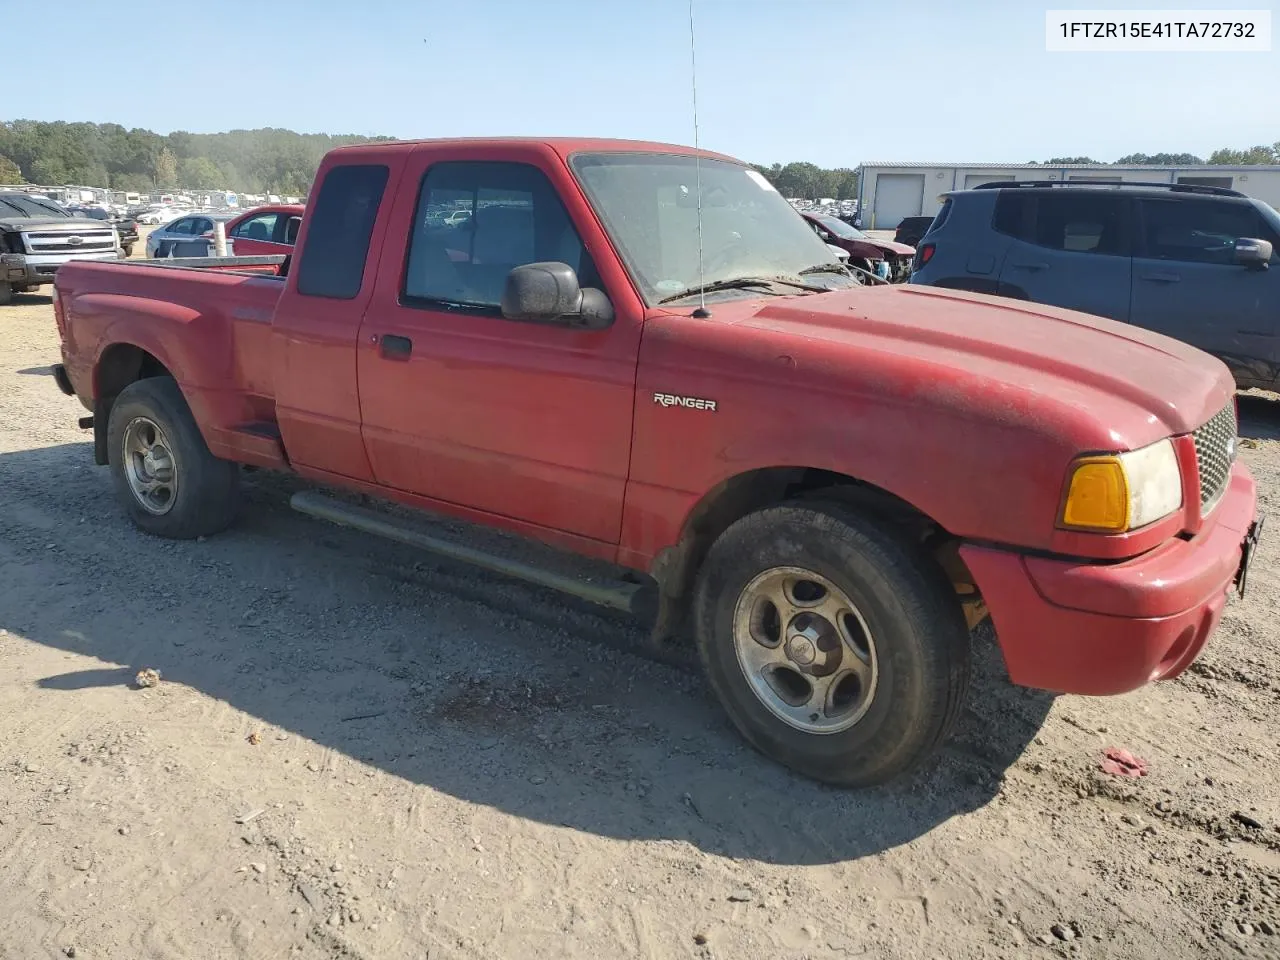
top-left (1, 284), bottom-right (1279, 960)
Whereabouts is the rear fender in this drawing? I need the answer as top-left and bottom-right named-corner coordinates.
top-left (81, 295), bottom-right (208, 398)
top-left (85, 294), bottom-right (236, 458)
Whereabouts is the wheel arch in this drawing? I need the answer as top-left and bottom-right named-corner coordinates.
top-left (648, 466), bottom-right (984, 637)
top-left (92, 342), bottom-right (177, 465)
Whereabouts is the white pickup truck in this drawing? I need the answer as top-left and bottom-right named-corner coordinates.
top-left (0, 191), bottom-right (120, 304)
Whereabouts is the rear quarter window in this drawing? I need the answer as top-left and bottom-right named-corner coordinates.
top-left (926, 200), bottom-right (952, 235)
top-left (993, 192), bottom-right (1032, 240)
top-left (295, 163), bottom-right (390, 300)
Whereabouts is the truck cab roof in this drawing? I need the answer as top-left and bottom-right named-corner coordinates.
top-left (323, 136), bottom-right (739, 164)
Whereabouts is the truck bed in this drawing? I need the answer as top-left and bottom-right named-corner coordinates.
top-left (55, 255), bottom-right (292, 470)
top-left (109, 254), bottom-right (290, 278)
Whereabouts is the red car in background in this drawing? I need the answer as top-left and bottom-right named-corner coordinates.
top-left (226, 204), bottom-right (305, 256)
top-left (801, 212), bottom-right (915, 282)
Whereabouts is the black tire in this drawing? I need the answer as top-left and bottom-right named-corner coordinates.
top-left (107, 377), bottom-right (241, 539)
top-left (121, 245), bottom-right (133, 258)
top-left (0, 282), bottom-right (12, 305)
top-left (693, 502), bottom-right (970, 787)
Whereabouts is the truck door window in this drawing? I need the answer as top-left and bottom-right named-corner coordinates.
top-left (402, 161), bottom-right (597, 312)
top-left (1139, 199), bottom-right (1267, 265)
top-left (295, 163), bottom-right (389, 300)
top-left (232, 213), bottom-right (278, 240)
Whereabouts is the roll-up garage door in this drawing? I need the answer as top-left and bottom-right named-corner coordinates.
top-left (871, 174), bottom-right (925, 229)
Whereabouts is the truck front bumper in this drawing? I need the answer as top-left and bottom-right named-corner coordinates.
top-left (960, 463), bottom-right (1259, 696)
top-left (3, 251), bottom-right (120, 286)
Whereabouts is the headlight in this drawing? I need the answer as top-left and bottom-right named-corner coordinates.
top-left (1059, 438), bottom-right (1182, 532)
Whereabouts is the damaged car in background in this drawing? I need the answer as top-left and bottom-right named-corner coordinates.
top-left (801, 211), bottom-right (915, 282)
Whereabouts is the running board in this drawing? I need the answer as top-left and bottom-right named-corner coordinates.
top-left (289, 490), bottom-right (645, 614)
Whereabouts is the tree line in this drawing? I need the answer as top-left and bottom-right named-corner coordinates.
top-left (1040, 144), bottom-right (1280, 166)
top-left (0, 120), bottom-right (393, 195)
top-left (0, 119), bottom-right (1275, 199)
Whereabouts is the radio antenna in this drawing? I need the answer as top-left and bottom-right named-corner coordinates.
top-left (688, 0), bottom-right (710, 318)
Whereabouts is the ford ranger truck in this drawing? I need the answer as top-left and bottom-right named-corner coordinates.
top-left (49, 138), bottom-right (1262, 787)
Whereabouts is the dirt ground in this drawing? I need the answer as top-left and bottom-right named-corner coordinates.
top-left (1, 278), bottom-right (1279, 960)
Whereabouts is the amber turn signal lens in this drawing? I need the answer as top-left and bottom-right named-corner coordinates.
top-left (1061, 458), bottom-right (1129, 532)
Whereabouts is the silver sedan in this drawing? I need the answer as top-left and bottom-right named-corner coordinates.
top-left (145, 213), bottom-right (237, 258)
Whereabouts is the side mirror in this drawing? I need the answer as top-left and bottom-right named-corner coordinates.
top-left (501, 262), bottom-right (614, 330)
top-left (1235, 237), bottom-right (1273, 269)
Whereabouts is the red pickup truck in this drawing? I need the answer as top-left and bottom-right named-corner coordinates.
top-left (50, 137), bottom-right (1262, 787)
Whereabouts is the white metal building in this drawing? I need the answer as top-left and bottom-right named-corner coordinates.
top-left (855, 163), bottom-right (1280, 230)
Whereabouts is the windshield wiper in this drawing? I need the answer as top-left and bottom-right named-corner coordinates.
top-left (657, 276), bottom-right (780, 305)
top-left (803, 260), bottom-right (889, 285)
top-left (798, 262), bottom-right (849, 276)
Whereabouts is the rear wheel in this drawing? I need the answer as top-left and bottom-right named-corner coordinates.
top-left (107, 377), bottom-right (241, 539)
top-left (693, 502), bottom-right (970, 786)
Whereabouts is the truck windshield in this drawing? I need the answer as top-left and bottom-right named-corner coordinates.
top-left (0, 194), bottom-right (72, 218)
top-left (570, 152), bottom-right (853, 305)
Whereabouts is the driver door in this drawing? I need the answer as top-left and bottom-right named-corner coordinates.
top-left (228, 210), bottom-right (282, 256)
top-left (355, 151), bottom-right (643, 545)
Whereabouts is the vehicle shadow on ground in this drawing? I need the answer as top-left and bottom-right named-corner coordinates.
top-left (2, 442), bottom-right (1054, 867)
top-left (1237, 391), bottom-right (1280, 442)
top-left (8, 292), bottom-right (53, 306)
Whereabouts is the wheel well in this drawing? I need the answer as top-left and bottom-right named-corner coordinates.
top-left (97, 343), bottom-right (171, 399)
top-left (92, 344), bottom-right (172, 465)
top-left (649, 467), bottom-right (984, 634)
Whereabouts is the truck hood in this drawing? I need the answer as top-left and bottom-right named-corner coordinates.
top-left (726, 283), bottom-right (1232, 441)
top-left (0, 217), bottom-right (96, 232)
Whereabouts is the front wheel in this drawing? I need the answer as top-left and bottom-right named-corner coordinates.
top-left (693, 502), bottom-right (970, 787)
top-left (107, 377), bottom-right (241, 539)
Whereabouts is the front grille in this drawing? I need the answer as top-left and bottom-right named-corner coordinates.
top-left (22, 230), bottom-right (115, 254)
top-left (1192, 403), bottom-right (1237, 513)
top-left (24, 231), bottom-right (115, 240)
top-left (29, 240), bottom-right (115, 253)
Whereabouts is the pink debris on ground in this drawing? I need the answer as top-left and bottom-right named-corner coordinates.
top-left (1101, 747), bottom-right (1149, 777)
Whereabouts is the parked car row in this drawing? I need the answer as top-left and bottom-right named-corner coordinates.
top-left (1, 191), bottom-right (307, 301)
top-left (908, 180), bottom-right (1280, 390)
top-left (66, 205), bottom-right (139, 257)
top-left (145, 204), bottom-right (304, 259)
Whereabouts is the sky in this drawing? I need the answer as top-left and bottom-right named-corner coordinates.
top-left (11, 0), bottom-right (1279, 166)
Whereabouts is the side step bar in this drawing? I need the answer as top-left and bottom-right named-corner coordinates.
top-left (289, 490), bottom-right (645, 614)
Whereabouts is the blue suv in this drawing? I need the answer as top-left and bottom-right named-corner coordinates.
top-left (909, 181), bottom-right (1280, 389)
